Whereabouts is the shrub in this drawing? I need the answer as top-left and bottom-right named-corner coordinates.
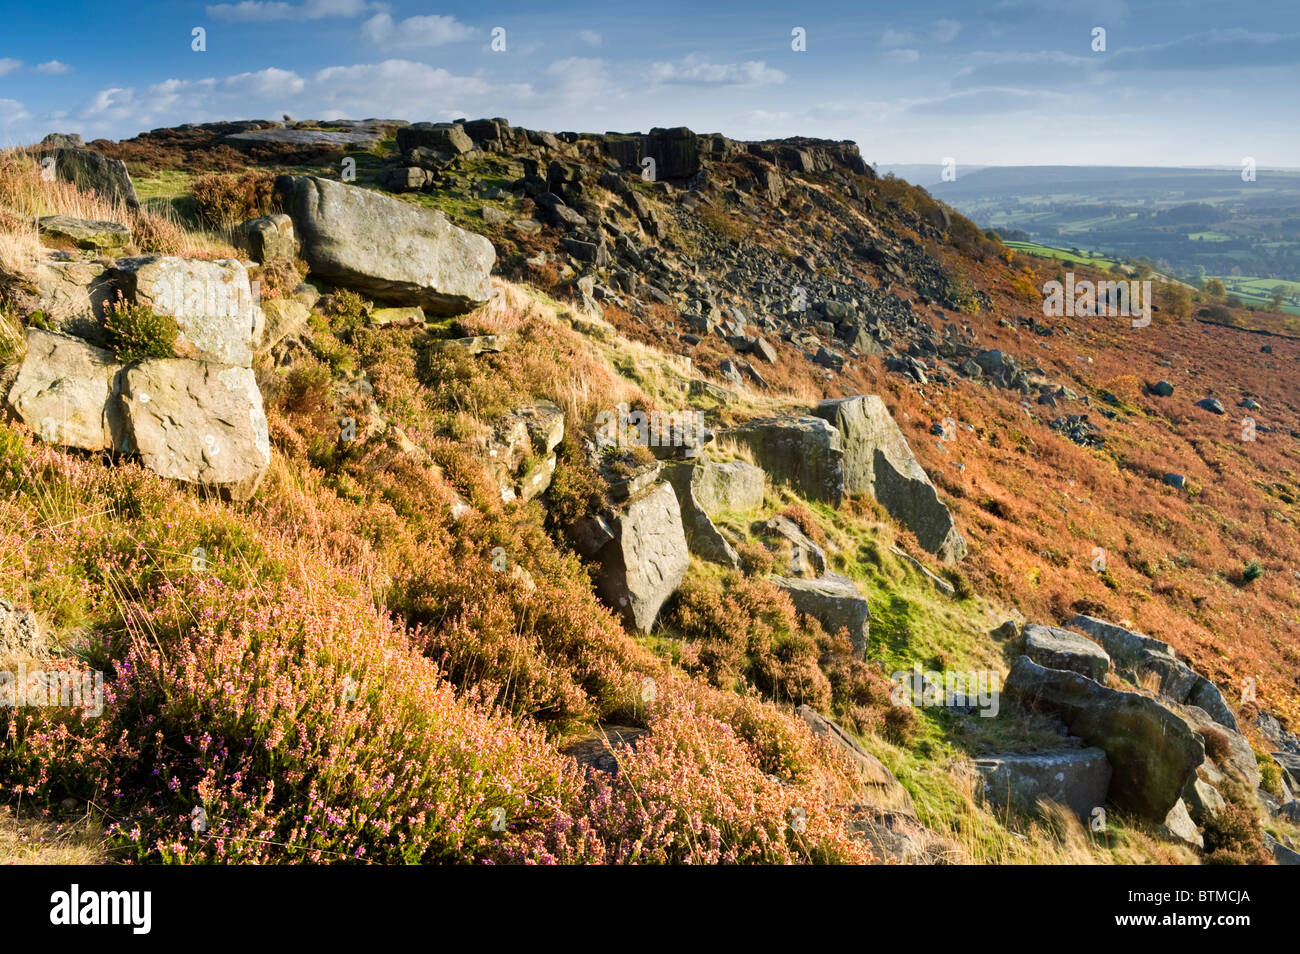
top-left (1197, 726), bottom-right (1234, 765)
top-left (1242, 559), bottom-right (1263, 584)
top-left (883, 704), bottom-right (918, 746)
top-left (191, 170), bottom-right (277, 228)
top-left (280, 359), bottom-right (332, 416)
top-left (102, 292), bottom-right (178, 362)
top-left (1200, 797), bottom-right (1269, 865)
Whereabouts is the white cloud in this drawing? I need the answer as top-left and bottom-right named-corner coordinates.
top-left (0, 98), bottom-right (30, 125)
top-left (879, 29), bottom-right (914, 48)
top-left (933, 19), bottom-right (961, 43)
top-left (885, 49), bottom-right (920, 64)
top-left (311, 59), bottom-right (533, 119)
top-left (577, 30), bottom-right (602, 47)
top-left (35, 60), bottom-right (71, 74)
top-left (545, 57), bottom-right (616, 106)
top-left (224, 67), bottom-right (306, 97)
top-left (207, 0), bottom-right (376, 22)
top-left (648, 53), bottom-right (786, 86)
top-left (360, 13), bottom-right (475, 49)
top-left (0, 59), bottom-right (22, 77)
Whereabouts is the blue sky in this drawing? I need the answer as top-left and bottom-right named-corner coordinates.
top-left (1, 0), bottom-right (1297, 166)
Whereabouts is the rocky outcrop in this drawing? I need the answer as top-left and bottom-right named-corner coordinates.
top-left (1005, 655), bottom-right (1204, 821)
top-left (812, 395), bottom-right (965, 562)
top-left (111, 257), bottom-right (260, 368)
top-left (7, 329), bottom-right (124, 452)
top-left (663, 461), bottom-right (741, 570)
top-left (118, 360), bottom-right (270, 502)
top-left (759, 514), bottom-right (826, 577)
top-left (275, 175), bottom-right (493, 314)
top-left (1023, 623), bottom-right (1111, 682)
top-left (1067, 614), bottom-right (1237, 731)
top-left (725, 416), bottom-right (845, 505)
top-left (772, 573), bottom-right (870, 656)
top-left (586, 481), bottom-right (690, 633)
top-left (973, 748), bottom-right (1112, 821)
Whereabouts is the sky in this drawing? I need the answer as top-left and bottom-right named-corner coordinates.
top-left (0, 0), bottom-right (1297, 166)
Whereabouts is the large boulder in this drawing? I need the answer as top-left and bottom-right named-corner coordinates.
top-left (1068, 615), bottom-right (1237, 730)
top-left (118, 360), bottom-right (270, 501)
top-left (973, 748), bottom-right (1112, 821)
top-left (111, 257), bottom-right (260, 368)
top-left (772, 573), bottom-right (870, 656)
top-left (1023, 623), bottom-right (1110, 682)
top-left (47, 147), bottom-right (140, 211)
top-left (7, 329), bottom-right (124, 452)
top-left (589, 481), bottom-right (690, 633)
top-left (276, 175), bottom-right (493, 315)
top-left (1005, 655), bottom-right (1205, 821)
top-left (725, 415), bottom-right (845, 505)
top-left (812, 395), bottom-right (965, 562)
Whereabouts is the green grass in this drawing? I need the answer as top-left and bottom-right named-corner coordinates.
top-left (1003, 240), bottom-right (1121, 269)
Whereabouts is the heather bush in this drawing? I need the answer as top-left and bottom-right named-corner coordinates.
top-left (191, 170), bottom-right (277, 228)
top-left (102, 292), bottom-right (178, 362)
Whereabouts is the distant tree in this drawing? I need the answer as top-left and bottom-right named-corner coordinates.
top-left (1158, 282), bottom-right (1193, 319)
top-left (1227, 294), bottom-right (1244, 309)
top-left (1203, 278), bottom-right (1227, 300)
top-left (1270, 286), bottom-right (1287, 311)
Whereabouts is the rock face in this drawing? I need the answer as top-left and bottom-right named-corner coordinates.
top-left (812, 395), bottom-right (965, 562)
top-left (256, 299), bottom-right (311, 356)
top-left (1005, 655), bottom-right (1204, 821)
top-left (974, 748), bottom-right (1112, 820)
top-left (119, 360), bottom-right (270, 501)
top-left (726, 416), bottom-right (845, 505)
top-left (589, 481), bottom-right (690, 633)
top-left (112, 257), bottom-right (260, 368)
top-left (275, 175), bottom-right (494, 314)
top-left (1023, 623), bottom-right (1111, 682)
top-left (0, 597), bottom-right (45, 661)
top-left (7, 329), bottom-right (124, 452)
top-left (38, 215), bottom-right (131, 251)
top-left (47, 147), bottom-right (140, 211)
top-left (795, 705), bottom-right (915, 812)
top-left (1067, 614), bottom-right (1237, 730)
top-left (772, 573), bottom-right (870, 656)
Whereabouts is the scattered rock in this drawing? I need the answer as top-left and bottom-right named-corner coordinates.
top-left (795, 705), bottom-right (914, 812)
top-left (235, 214), bottom-right (297, 264)
top-left (1158, 799), bottom-right (1203, 850)
top-left (1196, 397), bottom-right (1225, 415)
top-left (46, 147), bottom-right (140, 211)
top-left (37, 215), bottom-right (131, 251)
top-left (7, 329), bottom-right (124, 452)
top-left (589, 481), bottom-right (690, 633)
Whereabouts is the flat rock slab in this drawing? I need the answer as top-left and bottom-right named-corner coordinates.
top-left (223, 128), bottom-right (383, 150)
top-left (119, 360), bottom-right (270, 501)
top-left (974, 748), bottom-right (1111, 820)
top-left (7, 329), bottom-right (123, 452)
top-left (38, 215), bottom-right (131, 251)
top-left (1023, 623), bottom-right (1110, 682)
top-left (276, 175), bottom-right (494, 315)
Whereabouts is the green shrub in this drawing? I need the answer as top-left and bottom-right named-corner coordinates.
top-left (1242, 559), bottom-right (1263, 583)
top-left (102, 292), bottom-right (177, 362)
